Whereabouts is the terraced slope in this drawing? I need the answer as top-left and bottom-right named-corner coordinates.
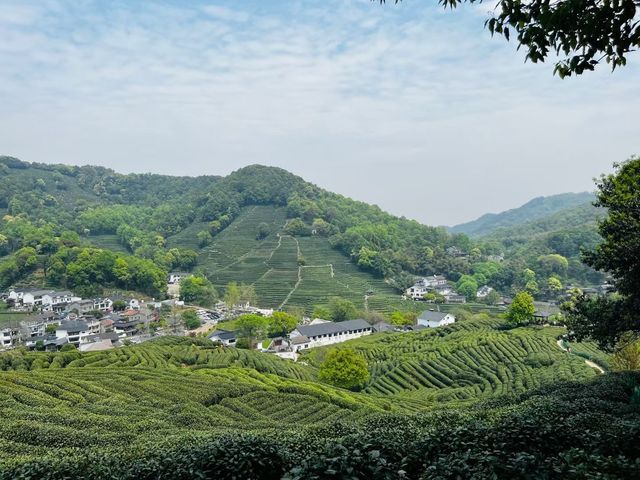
top-left (168, 205), bottom-right (400, 312)
top-left (0, 337), bottom-right (312, 380)
top-left (0, 366), bottom-right (386, 458)
top-left (305, 317), bottom-right (607, 404)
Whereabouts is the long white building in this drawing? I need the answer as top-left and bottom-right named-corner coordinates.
top-left (289, 319), bottom-right (373, 351)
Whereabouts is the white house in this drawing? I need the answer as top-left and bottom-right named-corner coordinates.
top-left (0, 327), bottom-right (19, 348)
top-left (168, 272), bottom-right (191, 284)
top-left (208, 329), bottom-right (237, 346)
top-left (289, 319), bottom-right (373, 351)
top-left (405, 276), bottom-right (449, 300)
top-left (417, 310), bottom-right (456, 328)
top-left (476, 286), bottom-right (494, 299)
top-left (20, 313), bottom-right (61, 338)
top-left (56, 318), bottom-right (101, 346)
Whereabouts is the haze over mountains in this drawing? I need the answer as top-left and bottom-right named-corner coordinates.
top-left (450, 192), bottom-right (597, 237)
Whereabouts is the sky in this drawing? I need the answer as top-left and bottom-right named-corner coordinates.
top-left (0, 0), bottom-right (638, 226)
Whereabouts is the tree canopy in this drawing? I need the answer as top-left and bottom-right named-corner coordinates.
top-left (318, 348), bottom-right (370, 390)
top-left (506, 291), bottom-right (536, 325)
top-left (378, 0), bottom-right (640, 77)
top-left (563, 157), bottom-right (640, 347)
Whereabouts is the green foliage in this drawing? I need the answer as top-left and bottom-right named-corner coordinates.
top-left (506, 292), bottom-right (535, 325)
top-left (180, 275), bottom-right (217, 306)
top-left (388, 311), bottom-right (416, 326)
top-left (267, 312), bottom-right (298, 337)
top-left (327, 297), bottom-right (358, 322)
top-left (235, 314), bottom-right (269, 347)
top-left (318, 348), bottom-right (370, 390)
top-left (560, 157), bottom-right (640, 347)
top-left (223, 281), bottom-right (241, 308)
top-left (610, 333), bottom-right (640, 372)
top-left (255, 222), bottom-right (270, 240)
top-left (181, 310), bottom-right (201, 330)
top-left (49, 247), bottom-right (166, 297)
top-left (455, 275), bottom-right (478, 300)
top-left (284, 218), bottom-right (311, 236)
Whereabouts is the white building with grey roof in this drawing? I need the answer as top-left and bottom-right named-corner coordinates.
top-left (289, 319), bottom-right (372, 351)
top-left (417, 310), bottom-right (456, 328)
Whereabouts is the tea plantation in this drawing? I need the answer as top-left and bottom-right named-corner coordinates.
top-left (1, 317), bottom-right (637, 479)
top-left (167, 205), bottom-right (400, 312)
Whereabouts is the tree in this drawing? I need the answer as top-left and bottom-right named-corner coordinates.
top-left (506, 291), bottom-right (535, 325)
top-left (483, 289), bottom-right (501, 306)
top-left (180, 275), bottom-right (217, 306)
top-left (239, 284), bottom-right (257, 306)
top-left (610, 333), bottom-right (640, 371)
top-left (318, 348), bottom-right (370, 391)
top-left (328, 297), bottom-right (358, 322)
top-left (197, 230), bottom-right (212, 247)
top-left (181, 310), bottom-right (201, 330)
top-left (284, 218), bottom-right (312, 236)
top-left (235, 314), bottom-right (268, 348)
top-left (538, 254), bottom-right (569, 279)
top-left (388, 311), bottom-right (415, 326)
top-left (267, 311), bottom-right (298, 336)
top-left (456, 275), bottom-right (478, 300)
top-left (566, 157), bottom-right (640, 346)
top-left (312, 306), bottom-right (331, 319)
top-left (547, 277), bottom-right (563, 297)
top-left (224, 282), bottom-right (241, 308)
top-left (378, 0), bottom-right (640, 77)
top-left (284, 306), bottom-right (305, 321)
top-left (112, 300), bottom-right (127, 311)
top-left (256, 222), bottom-right (270, 240)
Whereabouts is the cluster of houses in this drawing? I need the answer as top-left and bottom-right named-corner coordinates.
top-left (0, 287), bottom-right (157, 351)
top-left (404, 275), bottom-right (497, 304)
top-left (3, 287), bottom-right (145, 314)
top-left (208, 310), bottom-right (457, 358)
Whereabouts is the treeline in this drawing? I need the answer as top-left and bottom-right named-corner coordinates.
top-left (0, 158), bottom-right (605, 299)
top-left (0, 216), bottom-right (169, 296)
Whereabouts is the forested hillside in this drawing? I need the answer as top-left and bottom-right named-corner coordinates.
top-left (0, 156), bottom-right (477, 304)
top-left (450, 192), bottom-right (595, 237)
top-left (1, 156), bottom-right (607, 308)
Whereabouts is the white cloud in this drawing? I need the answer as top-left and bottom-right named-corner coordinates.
top-left (0, 0), bottom-right (638, 224)
top-left (201, 5), bottom-right (249, 23)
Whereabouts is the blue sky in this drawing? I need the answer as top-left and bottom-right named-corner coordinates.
top-left (0, 0), bottom-right (638, 225)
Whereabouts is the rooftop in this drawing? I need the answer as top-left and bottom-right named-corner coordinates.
top-left (418, 310), bottom-right (450, 322)
top-left (209, 330), bottom-right (237, 341)
top-left (295, 319), bottom-right (371, 338)
top-left (57, 321), bottom-right (89, 332)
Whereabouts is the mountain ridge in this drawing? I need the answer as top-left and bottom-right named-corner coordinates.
top-left (450, 192), bottom-right (596, 237)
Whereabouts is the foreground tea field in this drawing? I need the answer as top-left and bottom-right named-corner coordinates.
top-left (305, 317), bottom-right (607, 403)
top-left (0, 318), bottom-right (619, 476)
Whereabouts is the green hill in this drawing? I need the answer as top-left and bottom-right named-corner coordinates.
top-left (0, 156), bottom-right (479, 306)
top-left (450, 192), bottom-right (595, 237)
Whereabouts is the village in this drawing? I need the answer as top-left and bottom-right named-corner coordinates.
top-left (0, 272), bottom-right (465, 359)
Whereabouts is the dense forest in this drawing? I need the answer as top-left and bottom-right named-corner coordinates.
top-left (0, 156), bottom-right (603, 301)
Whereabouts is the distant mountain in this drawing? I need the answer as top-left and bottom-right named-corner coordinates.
top-left (450, 192), bottom-right (596, 237)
